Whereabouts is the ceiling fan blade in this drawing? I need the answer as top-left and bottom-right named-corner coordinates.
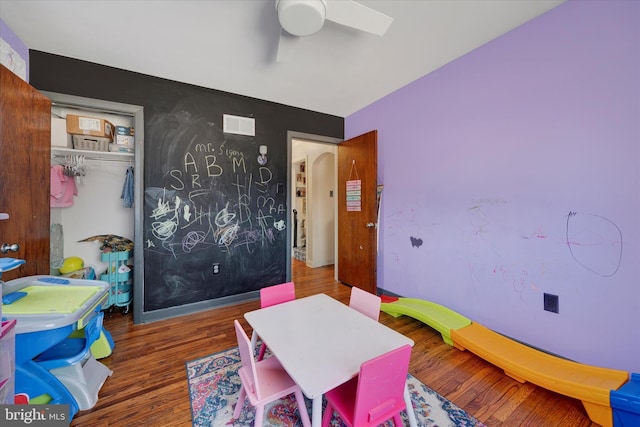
top-left (325, 0), bottom-right (393, 36)
top-left (276, 29), bottom-right (301, 62)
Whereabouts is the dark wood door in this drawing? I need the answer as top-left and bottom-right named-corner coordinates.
top-left (337, 130), bottom-right (378, 294)
top-left (0, 64), bottom-right (51, 279)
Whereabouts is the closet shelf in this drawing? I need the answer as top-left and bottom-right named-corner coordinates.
top-left (52, 147), bottom-right (133, 161)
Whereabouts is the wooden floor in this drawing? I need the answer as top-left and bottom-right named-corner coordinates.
top-left (72, 260), bottom-right (598, 426)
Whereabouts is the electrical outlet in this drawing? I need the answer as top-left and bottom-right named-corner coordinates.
top-left (212, 263), bottom-right (220, 275)
top-left (544, 293), bottom-right (559, 314)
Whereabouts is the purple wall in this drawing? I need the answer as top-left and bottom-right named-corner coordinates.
top-left (346, 0), bottom-right (639, 373)
top-left (0, 19), bottom-right (29, 80)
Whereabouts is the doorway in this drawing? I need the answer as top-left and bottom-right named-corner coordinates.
top-left (288, 132), bottom-right (341, 280)
top-left (288, 130), bottom-right (379, 293)
top-left (291, 139), bottom-right (337, 267)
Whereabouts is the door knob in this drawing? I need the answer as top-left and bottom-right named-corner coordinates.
top-left (1, 243), bottom-right (20, 254)
top-left (365, 222), bottom-right (376, 228)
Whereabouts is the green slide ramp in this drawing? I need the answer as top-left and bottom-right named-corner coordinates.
top-left (381, 298), bottom-right (471, 346)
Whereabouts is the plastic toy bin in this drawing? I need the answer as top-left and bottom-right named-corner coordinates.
top-left (0, 319), bottom-right (17, 405)
top-left (611, 373), bottom-right (640, 427)
top-left (100, 251), bottom-right (132, 311)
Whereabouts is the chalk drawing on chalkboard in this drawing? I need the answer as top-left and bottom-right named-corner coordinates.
top-left (566, 211), bottom-right (622, 277)
top-left (150, 193), bottom-right (180, 241)
top-left (141, 98), bottom-right (291, 311)
top-left (214, 202), bottom-right (240, 249)
top-left (183, 231), bottom-right (206, 253)
top-left (162, 272), bottom-right (189, 298)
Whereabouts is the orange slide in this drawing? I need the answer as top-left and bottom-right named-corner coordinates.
top-left (452, 323), bottom-right (629, 427)
top-left (380, 296), bottom-right (635, 427)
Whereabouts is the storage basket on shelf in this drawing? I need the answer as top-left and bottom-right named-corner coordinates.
top-left (72, 135), bottom-right (110, 152)
top-left (100, 251), bottom-right (132, 314)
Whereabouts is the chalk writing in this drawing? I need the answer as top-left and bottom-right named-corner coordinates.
top-left (143, 101), bottom-right (288, 311)
top-left (145, 138), bottom-right (287, 259)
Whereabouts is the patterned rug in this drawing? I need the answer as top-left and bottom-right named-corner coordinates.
top-left (186, 347), bottom-right (486, 427)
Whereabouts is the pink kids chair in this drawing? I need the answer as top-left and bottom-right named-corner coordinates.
top-left (321, 344), bottom-right (412, 427)
top-left (232, 320), bottom-right (311, 427)
top-left (349, 286), bottom-right (381, 321)
top-left (251, 281), bottom-right (296, 360)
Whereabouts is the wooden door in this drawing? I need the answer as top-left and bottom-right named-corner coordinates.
top-left (0, 65), bottom-right (51, 279)
top-left (337, 130), bottom-right (378, 294)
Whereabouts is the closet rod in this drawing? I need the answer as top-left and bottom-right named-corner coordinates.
top-left (51, 153), bottom-right (133, 163)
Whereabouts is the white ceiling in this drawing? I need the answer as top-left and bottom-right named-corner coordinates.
top-left (1, 0), bottom-right (564, 117)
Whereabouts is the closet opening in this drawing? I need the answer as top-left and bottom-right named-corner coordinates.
top-left (42, 91), bottom-right (144, 321)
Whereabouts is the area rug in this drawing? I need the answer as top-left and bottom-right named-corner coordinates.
top-left (186, 347), bottom-right (486, 427)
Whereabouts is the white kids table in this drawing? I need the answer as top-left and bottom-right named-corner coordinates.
top-left (245, 293), bottom-right (417, 427)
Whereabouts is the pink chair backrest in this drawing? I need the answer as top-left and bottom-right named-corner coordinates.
top-left (353, 344), bottom-right (412, 426)
top-left (234, 320), bottom-right (261, 399)
top-left (349, 286), bottom-right (381, 321)
top-left (260, 281), bottom-right (296, 308)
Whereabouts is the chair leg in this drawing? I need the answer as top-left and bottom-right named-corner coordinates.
top-left (232, 386), bottom-right (246, 419)
top-left (321, 402), bottom-right (334, 427)
top-left (294, 389), bottom-right (311, 427)
top-left (393, 413), bottom-right (404, 426)
top-left (255, 404), bottom-right (265, 426)
top-left (257, 342), bottom-right (267, 361)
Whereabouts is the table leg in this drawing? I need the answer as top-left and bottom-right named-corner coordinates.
top-left (250, 330), bottom-right (258, 352)
top-left (404, 383), bottom-right (417, 427)
top-left (312, 395), bottom-right (323, 427)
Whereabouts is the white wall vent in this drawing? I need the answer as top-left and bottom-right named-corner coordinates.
top-left (223, 114), bottom-right (255, 136)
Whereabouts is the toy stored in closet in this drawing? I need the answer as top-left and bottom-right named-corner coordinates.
top-left (100, 251), bottom-right (132, 314)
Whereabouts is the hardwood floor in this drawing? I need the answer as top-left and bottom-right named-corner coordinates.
top-left (72, 260), bottom-right (597, 426)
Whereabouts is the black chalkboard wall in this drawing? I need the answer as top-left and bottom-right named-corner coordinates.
top-left (143, 96), bottom-right (290, 310)
top-left (29, 51), bottom-right (343, 317)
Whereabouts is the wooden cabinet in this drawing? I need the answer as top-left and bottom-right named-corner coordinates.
top-left (0, 65), bottom-right (51, 279)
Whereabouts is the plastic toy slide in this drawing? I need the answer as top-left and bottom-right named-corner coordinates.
top-left (451, 322), bottom-right (629, 427)
top-left (380, 297), bottom-right (471, 346)
top-left (380, 295), bottom-right (638, 426)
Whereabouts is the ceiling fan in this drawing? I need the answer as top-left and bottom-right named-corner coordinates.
top-left (275, 0), bottom-right (393, 62)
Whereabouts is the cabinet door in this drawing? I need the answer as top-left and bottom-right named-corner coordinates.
top-left (0, 65), bottom-right (51, 278)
